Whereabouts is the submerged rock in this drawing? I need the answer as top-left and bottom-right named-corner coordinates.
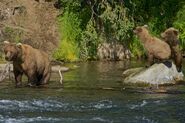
top-left (123, 62), bottom-right (184, 85)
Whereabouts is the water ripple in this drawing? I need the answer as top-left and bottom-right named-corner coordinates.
top-left (91, 100), bottom-right (115, 109)
top-left (0, 99), bottom-right (117, 112)
top-left (0, 117), bottom-right (60, 123)
top-left (0, 116), bottom-right (115, 123)
top-left (129, 100), bottom-right (148, 109)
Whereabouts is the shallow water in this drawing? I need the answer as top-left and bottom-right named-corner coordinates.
top-left (0, 61), bottom-right (185, 123)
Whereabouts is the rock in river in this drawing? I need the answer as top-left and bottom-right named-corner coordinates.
top-left (122, 62), bottom-right (184, 85)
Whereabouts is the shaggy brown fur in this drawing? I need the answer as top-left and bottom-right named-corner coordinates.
top-left (133, 25), bottom-right (171, 66)
top-left (3, 41), bottom-right (51, 87)
top-left (161, 27), bottom-right (182, 72)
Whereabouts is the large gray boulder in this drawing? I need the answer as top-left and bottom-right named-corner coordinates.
top-left (123, 62), bottom-right (184, 85)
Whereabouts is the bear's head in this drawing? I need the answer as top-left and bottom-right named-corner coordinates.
top-left (161, 27), bottom-right (179, 46)
top-left (3, 41), bottom-right (22, 61)
top-left (133, 25), bottom-right (149, 35)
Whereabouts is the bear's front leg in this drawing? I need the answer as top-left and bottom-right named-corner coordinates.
top-left (13, 70), bottom-right (23, 87)
top-left (146, 53), bottom-right (154, 67)
top-left (174, 51), bottom-right (182, 72)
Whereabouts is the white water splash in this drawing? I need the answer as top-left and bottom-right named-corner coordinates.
top-left (92, 100), bottom-right (116, 109)
top-left (91, 117), bottom-right (113, 123)
top-left (0, 116), bottom-right (60, 123)
top-left (130, 100), bottom-right (148, 109)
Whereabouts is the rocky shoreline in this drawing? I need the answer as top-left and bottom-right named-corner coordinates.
top-left (0, 63), bottom-right (69, 84)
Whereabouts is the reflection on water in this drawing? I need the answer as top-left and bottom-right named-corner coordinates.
top-left (0, 61), bottom-right (184, 123)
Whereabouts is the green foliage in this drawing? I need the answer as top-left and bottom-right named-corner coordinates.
top-left (147, 18), bottom-right (162, 36)
top-left (53, 11), bottom-right (81, 61)
top-left (59, 12), bottom-right (82, 43)
top-left (80, 20), bottom-right (99, 60)
top-left (129, 36), bottom-right (145, 59)
top-left (99, 1), bottom-right (134, 44)
top-left (53, 39), bottom-right (79, 62)
top-left (173, 5), bottom-right (185, 50)
top-left (54, 0), bottom-right (185, 61)
top-left (79, 1), bottom-right (134, 60)
top-left (55, 0), bottom-right (136, 61)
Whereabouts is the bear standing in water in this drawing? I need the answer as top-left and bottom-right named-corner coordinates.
top-left (133, 25), bottom-right (171, 67)
top-left (3, 41), bottom-right (51, 87)
top-left (161, 27), bottom-right (182, 72)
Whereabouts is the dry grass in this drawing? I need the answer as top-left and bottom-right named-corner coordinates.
top-left (0, 0), bottom-right (59, 54)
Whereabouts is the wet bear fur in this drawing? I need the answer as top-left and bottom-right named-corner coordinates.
top-left (3, 41), bottom-right (51, 87)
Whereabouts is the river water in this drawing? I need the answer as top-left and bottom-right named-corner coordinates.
top-left (0, 61), bottom-right (185, 123)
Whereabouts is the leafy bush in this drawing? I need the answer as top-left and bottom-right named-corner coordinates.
top-left (53, 11), bottom-right (81, 61)
top-left (53, 39), bottom-right (79, 62)
top-left (54, 0), bottom-right (185, 61)
top-left (173, 5), bottom-right (185, 50)
top-left (99, 1), bottom-right (134, 44)
top-left (80, 20), bottom-right (99, 60)
top-left (129, 36), bottom-right (146, 59)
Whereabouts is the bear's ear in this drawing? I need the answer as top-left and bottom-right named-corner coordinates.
top-left (143, 25), bottom-right (148, 29)
top-left (161, 32), bottom-right (165, 39)
top-left (173, 29), bottom-right (179, 36)
top-left (137, 27), bottom-right (142, 32)
top-left (3, 41), bottom-right (10, 44)
top-left (16, 43), bottom-right (22, 49)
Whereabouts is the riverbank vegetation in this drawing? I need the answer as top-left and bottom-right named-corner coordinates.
top-left (53, 0), bottom-right (185, 62)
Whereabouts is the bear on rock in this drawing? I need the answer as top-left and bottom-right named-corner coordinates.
top-left (133, 25), bottom-right (171, 67)
top-left (161, 27), bottom-right (182, 72)
top-left (3, 41), bottom-right (51, 87)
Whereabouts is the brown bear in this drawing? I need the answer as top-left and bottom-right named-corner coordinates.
top-left (3, 41), bottom-right (51, 87)
top-left (133, 25), bottom-right (171, 66)
top-left (161, 27), bottom-right (182, 72)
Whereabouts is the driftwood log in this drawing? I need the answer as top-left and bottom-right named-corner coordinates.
top-left (51, 65), bottom-right (69, 84)
top-left (0, 63), bottom-right (69, 84)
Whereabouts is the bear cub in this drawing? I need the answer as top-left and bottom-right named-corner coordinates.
top-left (133, 25), bottom-right (171, 67)
top-left (161, 27), bottom-right (182, 72)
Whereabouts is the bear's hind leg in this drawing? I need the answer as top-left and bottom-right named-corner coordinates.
top-left (40, 72), bottom-right (51, 85)
top-left (39, 66), bottom-right (51, 85)
top-left (36, 74), bottom-right (44, 86)
top-left (27, 70), bottom-right (38, 87)
top-left (40, 66), bottom-right (51, 85)
top-left (175, 51), bottom-right (182, 72)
